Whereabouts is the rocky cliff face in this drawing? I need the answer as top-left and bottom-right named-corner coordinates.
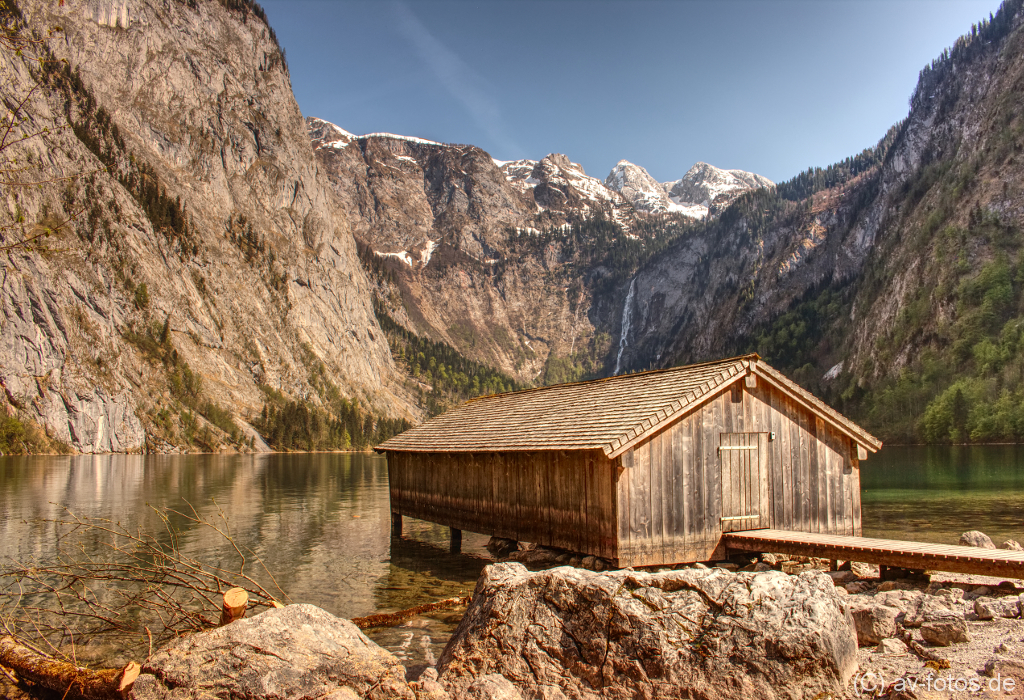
top-left (309, 117), bottom-right (772, 385)
top-left (310, 118), bottom-right (634, 382)
top-left (615, 1), bottom-right (1024, 441)
top-left (0, 0), bottom-right (410, 453)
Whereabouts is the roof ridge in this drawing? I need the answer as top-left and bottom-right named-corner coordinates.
top-left (463, 353), bottom-right (762, 405)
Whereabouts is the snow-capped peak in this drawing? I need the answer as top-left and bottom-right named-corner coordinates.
top-left (665, 162), bottom-right (774, 218)
top-left (605, 160), bottom-right (673, 214)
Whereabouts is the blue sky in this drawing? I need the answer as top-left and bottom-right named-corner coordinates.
top-left (261, 0), bottom-right (1003, 184)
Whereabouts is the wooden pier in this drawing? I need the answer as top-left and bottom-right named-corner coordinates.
top-left (723, 529), bottom-right (1024, 579)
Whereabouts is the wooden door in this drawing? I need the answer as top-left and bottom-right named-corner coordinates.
top-left (719, 432), bottom-right (769, 532)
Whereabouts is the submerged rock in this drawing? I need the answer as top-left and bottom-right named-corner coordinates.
top-left (438, 562), bottom-right (858, 700)
top-left (130, 604), bottom-right (415, 700)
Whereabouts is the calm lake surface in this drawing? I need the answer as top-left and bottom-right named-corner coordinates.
top-left (861, 445), bottom-right (1024, 546)
top-left (1, 446), bottom-right (1022, 666)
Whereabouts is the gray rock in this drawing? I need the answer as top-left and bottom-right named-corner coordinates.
top-left (873, 589), bottom-right (923, 614)
top-left (959, 531), bottom-right (996, 549)
top-left (964, 585), bottom-right (993, 601)
top-left (486, 537), bottom-right (519, 559)
top-left (1002, 539), bottom-right (1024, 551)
top-left (903, 594), bottom-right (955, 628)
top-left (919, 610), bottom-right (970, 646)
top-left (460, 675), bottom-right (523, 700)
top-left (847, 601), bottom-right (900, 645)
top-left (412, 668), bottom-right (451, 700)
top-left (827, 570), bottom-right (857, 585)
top-left (439, 562), bottom-right (858, 700)
top-left (875, 638), bottom-right (908, 655)
top-left (506, 545), bottom-right (564, 568)
top-left (974, 596), bottom-right (1021, 620)
top-left (983, 658), bottom-right (1024, 682)
top-left (129, 604), bottom-right (415, 700)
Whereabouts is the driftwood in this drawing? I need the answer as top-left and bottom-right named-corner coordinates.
top-left (351, 596), bottom-right (470, 630)
top-left (895, 624), bottom-right (951, 669)
top-left (0, 636), bottom-right (139, 700)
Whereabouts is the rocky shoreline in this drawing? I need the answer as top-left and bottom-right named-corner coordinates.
top-left (3, 534), bottom-right (1022, 700)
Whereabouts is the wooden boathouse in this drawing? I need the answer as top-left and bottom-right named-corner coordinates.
top-left (377, 354), bottom-right (883, 568)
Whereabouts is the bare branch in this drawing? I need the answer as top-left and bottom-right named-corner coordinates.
top-left (0, 504), bottom-right (290, 663)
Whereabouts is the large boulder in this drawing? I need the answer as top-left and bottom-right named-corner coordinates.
top-left (130, 604), bottom-right (415, 700)
top-left (959, 531), bottom-right (996, 549)
top-left (438, 562), bottom-right (858, 700)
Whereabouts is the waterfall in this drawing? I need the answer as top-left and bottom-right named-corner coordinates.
top-left (613, 278), bottom-right (636, 375)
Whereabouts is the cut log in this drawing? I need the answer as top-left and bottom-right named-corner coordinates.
top-left (0, 635), bottom-right (139, 700)
top-left (219, 587), bottom-right (248, 626)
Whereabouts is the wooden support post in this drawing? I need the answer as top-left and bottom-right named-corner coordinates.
top-left (219, 587), bottom-right (248, 626)
top-left (391, 512), bottom-right (403, 537)
top-left (450, 527), bottom-right (462, 554)
top-left (829, 559), bottom-right (838, 572)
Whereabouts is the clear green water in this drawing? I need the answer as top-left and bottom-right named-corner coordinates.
top-left (0, 453), bottom-right (490, 669)
top-left (2, 447), bottom-right (1022, 668)
top-left (860, 445), bottom-right (1024, 545)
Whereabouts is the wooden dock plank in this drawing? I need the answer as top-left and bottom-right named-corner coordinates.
top-left (723, 529), bottom-right (1024, 578)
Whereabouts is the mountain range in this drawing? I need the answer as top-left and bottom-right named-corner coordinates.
top-left (2, 0), bottom-right (1023, 452)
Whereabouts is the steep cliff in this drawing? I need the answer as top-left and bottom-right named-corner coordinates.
top-left (310, 118), bottom-right (638, 382)
top-left (0, 0), bottom-right (411, 453)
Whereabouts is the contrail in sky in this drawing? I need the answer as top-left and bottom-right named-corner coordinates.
top-left (391, 1), bottom-right (525, 160)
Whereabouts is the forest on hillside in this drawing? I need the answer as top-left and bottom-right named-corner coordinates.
top-left (740, 0), bottom-right (1024, 445)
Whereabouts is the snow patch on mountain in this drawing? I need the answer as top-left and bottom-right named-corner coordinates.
top-left (360, 132), bottom-right (442, 146)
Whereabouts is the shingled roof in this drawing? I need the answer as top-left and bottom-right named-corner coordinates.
top-left (378, 354), bottom-right (881, 458)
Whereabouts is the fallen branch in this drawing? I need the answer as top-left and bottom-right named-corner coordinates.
top-left (895, 624), bottom-right (951, 669)
top-left (0, 635), bottom-right (139, 700)
top-left (351, 596), bottom-right (470, 630)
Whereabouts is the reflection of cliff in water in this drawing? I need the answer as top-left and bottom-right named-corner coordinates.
top-left (0, 454), bottom-right (392, 618)
top-left (0, 453), bottom-right (500, 667)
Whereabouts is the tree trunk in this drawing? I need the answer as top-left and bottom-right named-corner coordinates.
top-left (0, 636), bottom-right (140, 700)
top-left (219, 587), bottom-right (249, 626)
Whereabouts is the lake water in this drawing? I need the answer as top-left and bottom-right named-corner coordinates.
top-left (1, 446), bottom-right (1022, 668)
top-left (860, 445), bottom-right (1024, 546)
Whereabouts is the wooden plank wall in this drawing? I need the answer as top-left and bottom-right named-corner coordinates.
top-left (618, 379), bottom-right (863, 567)
top-left (387, 449), bottom-right (618, 560)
